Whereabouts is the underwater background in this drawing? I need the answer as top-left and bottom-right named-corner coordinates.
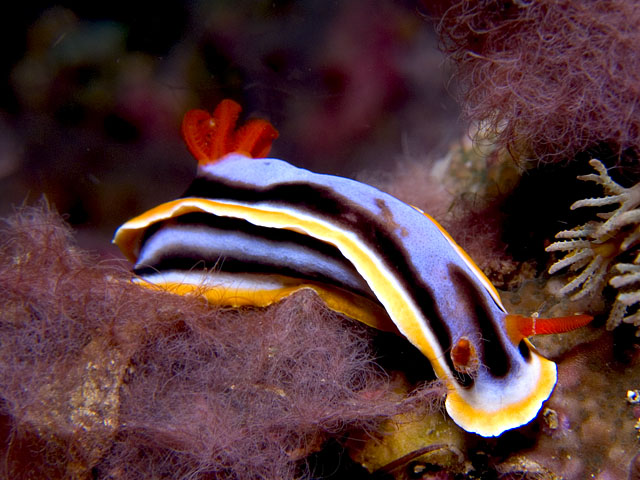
top-left (2, 1), bottom-right (640, 479)
top-left (0, 0), bottom-right (460, 254)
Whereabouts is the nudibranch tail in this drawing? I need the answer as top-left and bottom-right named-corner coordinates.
top-left (505, 313), bottom-right (593, 343)
top-left (445, 349), bottom-right (558, 438)
top-left (181, 99), bottom-right (278, 165)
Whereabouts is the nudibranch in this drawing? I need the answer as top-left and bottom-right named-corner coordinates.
top-left (113, 99), bottom-right (592, 437)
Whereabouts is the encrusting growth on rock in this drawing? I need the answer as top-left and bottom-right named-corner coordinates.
top-left (0, 202), bottom-right (443, 480)
top-left (546, 159), bottom-right (640, 330)
top-left (434, 0), bottom-right (640, 163)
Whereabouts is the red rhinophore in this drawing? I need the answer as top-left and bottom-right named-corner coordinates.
top-left (181, 99), bottom-right (279, 165)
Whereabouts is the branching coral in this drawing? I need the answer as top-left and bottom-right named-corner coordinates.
top-left (0, 202), bottom-right (443, 480)
top-left (546, 159), bottom-right (640, 330)
top-left (433, 0), bottom-right (640, 162)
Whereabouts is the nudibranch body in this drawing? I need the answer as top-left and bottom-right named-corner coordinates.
top-left (114, 100), bottom-right (591, 437)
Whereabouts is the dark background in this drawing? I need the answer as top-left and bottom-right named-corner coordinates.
top-left (0, 0), bottom-right (460, 255)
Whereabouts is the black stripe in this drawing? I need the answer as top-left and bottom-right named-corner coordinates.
top-left (184, 175), bottom-right (458, 377)
top-left (518, 340), bottom-right (532, 361)
top-left (418, 279), bottom-right (471, 387)
top-left (137, 212), bottom-right (377, 301)
top-left (448, 264), bottom-right (510, 379)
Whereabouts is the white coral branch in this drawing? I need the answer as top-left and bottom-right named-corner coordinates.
top-left (554, 221), bottom-right (600, 239)
top-left (602, 208), bottom-right (640, 237)
top-left (547, 158), bottom-right (640, 330)
top-left (557, 256), bottom-right (606, 300)
top-left (621, 228), bottom-right (640, 251)
top-left (576, 159), bottom-right (625, 194)
top-left (572, 194), bottom-right (626, 210)
top-left (606, 300), bottom-right (627, 330)
top-left (623, 311), bottom-right (640, 330)
top-left (610, 263), bottom-right (640, 289)
top-left (608, 260), bottom-right (640, 332)
top-left (547, 249), bottom-right (592, 274)
top-left (618, 290), bottom-right (640, 307)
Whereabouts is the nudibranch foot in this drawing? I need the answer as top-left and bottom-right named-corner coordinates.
top-left (131, 269), bottom-right (397, 333)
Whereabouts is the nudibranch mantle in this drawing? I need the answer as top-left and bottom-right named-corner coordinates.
top-left (113, 100), bottom-right (591, 437)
